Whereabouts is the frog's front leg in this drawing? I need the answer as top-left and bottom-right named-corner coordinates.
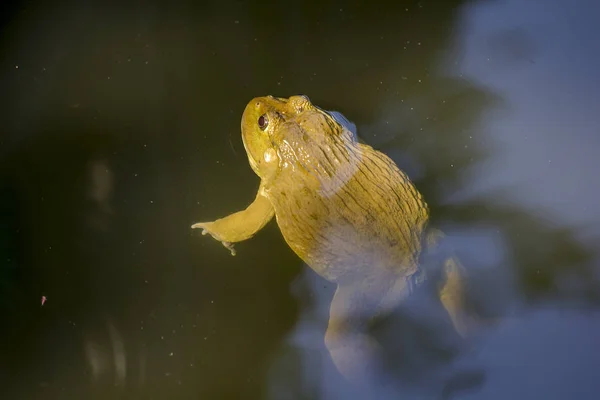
top-left (191, 184), bottom-right (275, 255)
top-left (324, 274), bottom-right (410, 387)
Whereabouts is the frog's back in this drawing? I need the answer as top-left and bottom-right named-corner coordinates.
top-left (266, 138), bottom-right (429, 283)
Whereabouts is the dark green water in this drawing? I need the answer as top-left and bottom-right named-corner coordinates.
top-left (1, 0), bottom-right (600, 399)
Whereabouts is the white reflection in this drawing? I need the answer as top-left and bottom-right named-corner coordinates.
top-left (83, 320), bottom-right (127, 387)
top-left (446, 0), bottom-right (600, 235)
top-left (88, 158), bottom-right (113, 210)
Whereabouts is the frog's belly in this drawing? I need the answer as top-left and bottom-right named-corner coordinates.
top-left (274, 210), bottom-right (419, 283)
top-left (268, 156), bottom-right (426, 282)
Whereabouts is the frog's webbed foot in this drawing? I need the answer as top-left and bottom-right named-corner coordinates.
top-left (191, 222), bottom-right (237, 256)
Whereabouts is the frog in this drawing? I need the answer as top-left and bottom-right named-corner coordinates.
top-left (191, 95), bottom-right (472, 385)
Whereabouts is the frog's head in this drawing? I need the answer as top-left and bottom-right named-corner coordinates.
top-left (241, 95), bottom-right (353, 179)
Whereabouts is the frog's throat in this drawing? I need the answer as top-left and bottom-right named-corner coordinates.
top-left (241, 134), bottom-right (261, 176)
top-left (247, 152), bottom-right (260, 176)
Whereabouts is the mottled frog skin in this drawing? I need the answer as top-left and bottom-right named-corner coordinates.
top-left (192, 95), bottom-right (470, 384)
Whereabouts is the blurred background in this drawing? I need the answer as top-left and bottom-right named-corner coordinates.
top-left (1, 0), bottom-right (599, 399)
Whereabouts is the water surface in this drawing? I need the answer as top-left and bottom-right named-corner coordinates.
top-left (1, 0), bottom-right (599, 399)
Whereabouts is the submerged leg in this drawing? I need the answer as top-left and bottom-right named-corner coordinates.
top-left (439, 256), bottom-right (470, 335)
top-left (324, 275), bottom-right (410, 386)
top-left (191, 185), bottom-right (275, 255)
top-left (425, 229), bottom-right (472, 336)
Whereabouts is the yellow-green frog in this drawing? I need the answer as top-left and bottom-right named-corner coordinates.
top-left (192, 95), bottom-right (470, 384)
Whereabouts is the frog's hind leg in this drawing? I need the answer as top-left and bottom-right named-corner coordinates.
top-left (425, 229), bottom-right (473, 336)
top-left (324, 274), bottom-right (410, 387)
top-left (438, 256), bottom-right (471, 335)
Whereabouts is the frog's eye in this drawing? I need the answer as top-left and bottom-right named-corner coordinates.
top-left (258, 114), bottom-right (269, 131)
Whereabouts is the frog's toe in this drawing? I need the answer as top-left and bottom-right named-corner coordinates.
top-left (191, 222), bottom-right (205, 229)
top-left (222, 241), bottom-right (236, 256)
top-left (191, 222), bottom-right (212, 236)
